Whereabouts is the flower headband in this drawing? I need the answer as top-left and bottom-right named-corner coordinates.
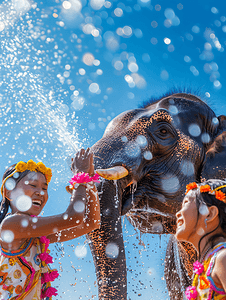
top-left (1, 160), bottom-right (52, 196)
top-left (185, 182), bottom-right (226, 203)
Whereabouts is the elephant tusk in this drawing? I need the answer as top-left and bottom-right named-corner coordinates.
top-left (96, 166), bottom-right (129, 180)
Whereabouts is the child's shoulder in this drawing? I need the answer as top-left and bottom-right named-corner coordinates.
top-left (0, 213), bottom-right (28, 232)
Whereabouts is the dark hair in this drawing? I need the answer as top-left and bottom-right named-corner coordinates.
top-left (195, 179), bottom-right (226, 259)
top-left (0, 164), bottom-right (30, 223)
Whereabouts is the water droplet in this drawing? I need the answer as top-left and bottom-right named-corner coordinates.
top-left (169, 105), bottom-right (178, 115)
top-left (161, 175), bottom-right (180, 193)
top-left (63, 213), bottom-right (68, 220)
top-left (125, 142), bottom-right (141, 158)
top-left (15, 195), bottom-right (32, 212)
top-left (5, 178), bottom-right (16, 191)
top-left (199, 203), bottom-right (209, 216)
top-left (24, 181), bottom-right (29, 185)
top-left (188, 124), bottom-right (201, 137)
top-left (121, 136), bottom-right (128, 143)
top-left (71, 96), bottom-right (85, 110)
top-left (82, 53), bottom-right (95, 66)
top-left (152, 221), bottom-right (163, 233)
top-left (136, 135), bottom-right (147, 147)
top-left (40, 191), bottom-right (44, 195)
top-left (143, 151), bottom-right (153, 160)
top-left (13, 172), bottom-right (19, 179)
top-left (180, 160), bottom-right (195, 176)
top-left (21, 219), bottom-right (29, 227)
top-left (197, 227), bottom-right (205, 236)
top-left (201, 133), bottom-right (211, 144)
top-left (164, 8), bottom-right (175, 19)
top-left (1, 230), bottom-right (14, 243)
top-left (105, 242), bottom-right (119, 259)
top-left (128, 62), bottom-right (138, 73)
top-left (62, 1), bottom-right (71, 9)
top-left (89, 83), bottom-right (99, 93)
top-left (73, 200), bottom-right (85, 213)
top-left (74, 244), bottom-right (87, 258)
top-left (90, 0), bottom-right (105, 10)
top-left (212, 117), bottom-right (219, 126)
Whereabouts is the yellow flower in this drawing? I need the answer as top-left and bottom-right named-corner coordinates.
top-left (37, 162), bottom-right (47, 174)
top-left (15, 161), bottom-right (27, 173)
top-left (27, 160), bottom-right (37, 172)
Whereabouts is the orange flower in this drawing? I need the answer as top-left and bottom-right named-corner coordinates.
top-left (215, 190), bottom-right (226, 202)
top-left (200, 185), bottom-right (211, 193)
top-left (185, 182), bottom-right (198, 194)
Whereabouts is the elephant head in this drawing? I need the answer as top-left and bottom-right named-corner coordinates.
top-left (85, 92), bottom-right (226, 299)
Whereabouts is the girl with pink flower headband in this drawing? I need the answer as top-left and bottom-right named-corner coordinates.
top-left (175, 179), bottom-right (226, 300)
top-left (0, 148), bottom-right (100, 300)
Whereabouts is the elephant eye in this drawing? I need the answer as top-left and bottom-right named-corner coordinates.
top-left (160, 128), bottom-right (167, 134)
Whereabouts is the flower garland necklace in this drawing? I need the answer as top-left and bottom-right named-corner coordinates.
top-left (185, 243), bottom-right (226, 300)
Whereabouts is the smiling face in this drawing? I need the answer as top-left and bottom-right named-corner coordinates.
top-left (175, 190), bottom-right (199, 243)
top-left (6, 171), bottom-right (48, 216)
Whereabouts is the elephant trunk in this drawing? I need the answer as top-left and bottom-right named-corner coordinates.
top-left (87, 179), bottom-right (127, 299)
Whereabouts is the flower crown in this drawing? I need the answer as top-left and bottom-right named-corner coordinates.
top-left (185, 182), bottom-right (226, 203)
top-left (1, 160), bottom-right (52, 196)
top-left (15, 160), bottom-right (52, 184)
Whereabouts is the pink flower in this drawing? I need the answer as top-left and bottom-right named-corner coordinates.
top-left (185, 286), bottom-right (198, 300)
top-left (40, 236), bottom-right (50, 251)
top-left (41, 270), bottom-right (59, 284)
top-left (49, 270), bottom-right (59, 281)
top-left (38, 252), bottom-right (53, 264)
top-left (193, 261), bottom-right (204, 275)
top-left (41, 287), bottom-right (58, 298)
top-left (69, 172), bottom-right (100, 186)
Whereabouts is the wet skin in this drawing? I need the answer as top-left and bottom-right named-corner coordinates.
top-left (175, 191), bottom-right (200, 244)
top-left (9, 172), bottom-right (48, 216)
top-left (0, 149), bottom-right (100, 252)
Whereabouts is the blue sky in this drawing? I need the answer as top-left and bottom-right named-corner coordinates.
top-left (0, 0), bottom-right (226, 298)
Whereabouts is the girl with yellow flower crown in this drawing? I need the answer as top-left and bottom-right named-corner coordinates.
top-left (0, 148), bottom-right (100, 300)
top-left (175, 179), bottom-right (226, 300)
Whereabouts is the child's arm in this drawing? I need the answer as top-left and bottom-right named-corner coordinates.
top-left (0, 184), bottom-right (88, 240)
top-left (47, 184), bottom-right (100, 243)
top-left (0, 148), bottom-right (100, 244)
top-left (213, 248), bottom-right (226, 292)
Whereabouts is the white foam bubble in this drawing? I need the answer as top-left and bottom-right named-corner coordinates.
top-left (15, 195), bottom-right (32, 212)
top-left (105, 242), bottom-right (119, 259)
top-left (73, 201), bottom-right (85, 213)
top-left (199, 203), bottom-right (209, 216)
top-left (188, 124), bottom-right (201, 137)
top-left (1, 230), bottom-right (14, 243)
top-left (143, 150), bottom-right (153, 160)
top-left (21, 219), bottom-right (29, 227)
top-left (5, 178), bottom-right (16, 191)
top-left (74, 245), bottom-right (88, 258)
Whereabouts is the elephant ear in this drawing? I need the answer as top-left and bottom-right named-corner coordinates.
top-left (164, 235), bottom-right (196, 300)
top-left (202, 115), bottom-right (226, 180)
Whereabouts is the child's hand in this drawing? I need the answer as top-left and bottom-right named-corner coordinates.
top-left (71, 148), bottom-right (94, 175)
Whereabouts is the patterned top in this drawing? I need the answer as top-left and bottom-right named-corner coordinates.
top-left (0, 237), bottom-right (58, 300)
top-left (194, 243), bottom-right (226, 300)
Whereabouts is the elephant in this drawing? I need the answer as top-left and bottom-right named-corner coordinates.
top-left (82, 92), bottom-right (226, 299)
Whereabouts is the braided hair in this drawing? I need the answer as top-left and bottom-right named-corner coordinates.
top-left (0, 165), bottom-right (30, 224)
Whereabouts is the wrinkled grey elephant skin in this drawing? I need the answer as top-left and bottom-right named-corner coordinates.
top-left (86, 93), bottom-right (226, 300)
